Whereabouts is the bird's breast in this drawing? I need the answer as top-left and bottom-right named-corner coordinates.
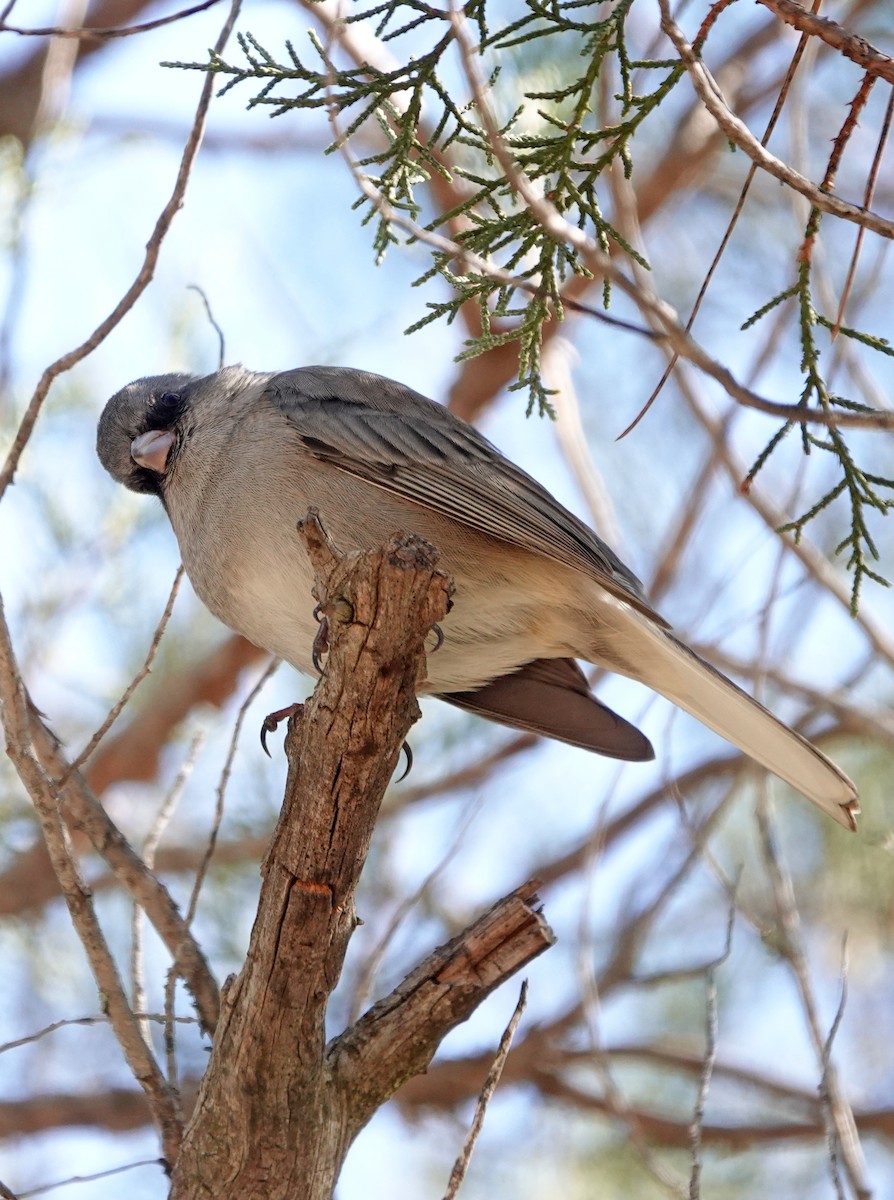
top-left (166, 445), bottom-right (586, 692)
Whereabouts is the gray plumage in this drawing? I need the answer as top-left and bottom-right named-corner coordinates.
top-left (96, 364), bottom-right (859, 829)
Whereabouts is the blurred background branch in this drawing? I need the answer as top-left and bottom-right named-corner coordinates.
top-left (0, 1), bottom-right (892, 1197)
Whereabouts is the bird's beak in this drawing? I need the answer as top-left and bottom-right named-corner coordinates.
top-left (131, 429), bottom-right (175, 474)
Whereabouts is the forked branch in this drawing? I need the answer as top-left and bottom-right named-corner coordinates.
top-left (169, 516), bottom-right (554, 1198)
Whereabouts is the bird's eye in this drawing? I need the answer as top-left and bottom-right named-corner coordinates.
top-left (144, 390), bottom-right (184, 433)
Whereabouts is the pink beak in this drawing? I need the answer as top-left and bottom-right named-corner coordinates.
top-left (131, 429), bottom-right (175, 474)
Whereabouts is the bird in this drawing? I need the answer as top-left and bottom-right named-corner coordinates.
top-left (96, 363), bottom-right (859, 830)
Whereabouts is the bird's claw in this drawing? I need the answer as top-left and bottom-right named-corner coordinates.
top-left (396, 740), bottom-right (413, 782)
top-left (311, 600), bottom-right (415, 779)
top-left (260, 703), bottom-right (303, 756)
top-left (430, 623), bottom-right (444, 652)
top-left (312, 612), bottom-right (330, 675)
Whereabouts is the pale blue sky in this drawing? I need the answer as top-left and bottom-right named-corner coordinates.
top-left (1, 2), bottom-right (893, 1196)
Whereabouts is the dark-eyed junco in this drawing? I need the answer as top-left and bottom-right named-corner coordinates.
top-left (97, 364), bottom-right (859, 829)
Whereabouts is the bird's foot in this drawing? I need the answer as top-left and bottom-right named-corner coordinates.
top-left (260, 703), bottom-right (304, 756)
top-left (396, 741), bottom-right (413, 782)
top-left (311, 604), bottom-right (330, 674)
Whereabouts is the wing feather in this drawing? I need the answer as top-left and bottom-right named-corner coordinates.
top-left (444, 657), bottom-right (655, 761)
top-left (265, 367), bottom-right (667, 625)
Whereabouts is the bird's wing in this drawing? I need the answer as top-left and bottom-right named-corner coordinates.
top-left (265, 367), bottom-right (667, 626)
top-left (443, 657), bottom-right (655, 761)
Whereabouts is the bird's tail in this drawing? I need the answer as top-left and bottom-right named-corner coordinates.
top-left (606, 619), bottom-right (859, 830)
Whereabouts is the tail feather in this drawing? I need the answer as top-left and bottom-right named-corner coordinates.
top-left (621, 626), bottom-right (859, 830)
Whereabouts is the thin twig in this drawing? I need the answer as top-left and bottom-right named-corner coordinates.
top-left (0, 0), bottom-right (243, 500)
top-left (133, 731), bottom-right (204, 1051)
top-left (658, 0), bottom-right (894, 237)
top-left (689, 944), bottom-right (726, 1199)
top-left (17, 1159), bottom-right (164, 1199)
top-left (1, 1011), bottom-right (201, 1056)
top-left (755, 799), bottom-right (869, 1197)
top-left (442, 981), bottom-right (529, 1200)
top-left (833, 87), bottom-right (894, 336)
top-left (576, 785), bottom-right (689, 1196)
top-left (60, 567), bottom-right (184, 786)
top-left (162, 659), bottom-right (277, 1080)
top-left (184, 657), bottom-right (279, 930)
top-left (0, 0), bottom-right (221, 41)
top-left (349, 791), bottom-right (485, 1024)
top-left (188, 283), bottom-right (227, 368)
top-left (820, 936), bottom-right (853, 1199)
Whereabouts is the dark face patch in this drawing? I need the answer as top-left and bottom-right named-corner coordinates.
top-left (143, 390), bottom-right (188, 432)
top-left (96, 373), bottom-right (197, 496)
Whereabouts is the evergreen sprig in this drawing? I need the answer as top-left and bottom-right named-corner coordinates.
top-left (743, 208), bottom-right (894, 609)
top-left (165, 0), bottom-right (677, 415)
top-left (167, 0), bottom-right (892, 601)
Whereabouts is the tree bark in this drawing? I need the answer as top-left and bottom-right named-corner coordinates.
top-left (168, 515), bottom-right (555, 1199)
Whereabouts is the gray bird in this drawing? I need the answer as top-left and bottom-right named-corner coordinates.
top-left (96, 364), bottom-right (859, 830)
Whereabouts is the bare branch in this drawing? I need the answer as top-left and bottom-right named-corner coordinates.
top-left (15, 1158), bottom-right (164, 1199)
top-left (169, 519), bottom-right (467, 1197)
top-left (332, 882), bottom-right (553, 1138)
top-left (0, 597), bottom-right (184, 1163)
top-left (0, 0), bottom-right (222, 42)
top-left (61, 567), bottom-right (185, 785)
top-left (0, 0), bottom-right (243, 501)
top-left (133, 731), bottom-right (204, 1051)
top-left (689, 970), bottom-right (719, 1198)
top-left (658, 0), bottom-right (894, 238)
top-left (184, 656), bottom-right (278, 928)
top-left (755, 798), bottom-right (869, 1196)
top-left (443, 981), bottom-right (529, 1200)
top-left (756, 0), bottom-right (894, 83)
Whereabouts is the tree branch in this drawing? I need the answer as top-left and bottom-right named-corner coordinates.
top-left (330, 882), bottom-right (552, 1137)
top-left (756, 0), bottom-right (894, 84)
top-left (0, 633), bottom-right (264, 919)
top-left (169, 518), bottom-right (553, 1198)
top-left (0, 652), bottom-right (221, 1035)
top-left (0, 597), bottom-right (185, 1164)
top-left (0, 0), bottom-right (243, 501)
top-left (659, 0), bottom-right (894, 238)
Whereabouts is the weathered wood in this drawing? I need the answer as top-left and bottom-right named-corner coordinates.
top-left (330, 880), bottom-right (554, 1137)
top-left (168, 517), bottom-right (555, 1198)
